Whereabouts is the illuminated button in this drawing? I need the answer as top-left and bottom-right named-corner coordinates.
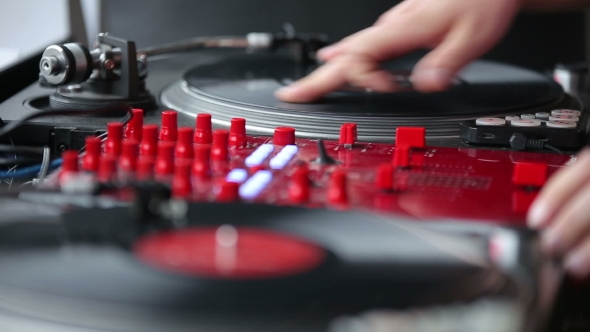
top-left (520, 114), bottom-right (535, 120)
top-left (552, 109), bottom-right (581, 117)
top-left (245, 144), bottom-right (275, 167)
top-left (535, 112), bottom-right (549, 120)
top-left (269, 145), bottom-right (298, 170)
top-left (226, 169), bottom-right (249, 184)
top-left (547, 120), bottom-right (576, 128)
top-left (476, 118), bottom-right (505, 126)
top-left (549, 115), bottom-right (579, 122)
top-left (510, 119), bottom-right (541, 127)
top-left (282, 145), bottom-right (298, 155)
top-left (505, 116), bottom-right (519, 121)
top-left (239, 170), bottom-right (273, 200)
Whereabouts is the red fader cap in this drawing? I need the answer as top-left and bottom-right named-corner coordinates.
top-left (82, 136), bottom-right (101, 172)
top-left (395, 127), bottom-right (425, 148)
top-left (155, 142), bottom-right (176, 176)
top-left (98, 154), bottom-right (117, 182)
top-left (392, 145), bottom-right (410, 168)
top-left (229, 118), bottom-right (247, 148)
top-left (211, 129), bottom-right (229, 161)
top-left (274, 127), bottom-right (295, 146)
top-left (376, 163), bottom-right (394, 191)
top-left (194, 113), bottom-right (213, 144)
top-left (159, 110), bottom-right (178, 142)
top-left (105, 122), bottom-right (123, 155)
top-left (119, 139), bottom-right (140, 172)
top-left (176, 127), bottom-right (195, 159)
top-left (125, 108), bottom-right (144, 140)
top-left (327, 169), bottom-right (348, 206)
top-left (61, 150), bottom-right (79, 180)
top-left (216, 181), bottom-right (240, 202)
top-left (172, 161), bottom-right (193, 198)
top-left (513, 162), bottom-right (548, 187)
top-left (140, 125), bottom-right (159, 158)
top-left (339, 123), bottom-right (357, 145)
top-left (289, 166), bottom-right (310, 203)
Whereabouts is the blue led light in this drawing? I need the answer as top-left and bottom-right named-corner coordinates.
top-left (239, 170), bottom-right (273, 200)
top-left (226, 169), bottom-right (249, 183)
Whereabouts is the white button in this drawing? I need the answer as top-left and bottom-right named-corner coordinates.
top-left (226, 169), bottom-right (248, 183)
top-left (245, 155), bottom-right (265, 167)
top-left (476, 118), bottom-right (506, 126)
top-left (535, 112), bottom-right (549, 120)
top-left (511, 119), bottom-right (541, 127)
top-left (268, 146), bottom-right (297, 170)
top-left (245, 144), bottom-right (275, 167)
top-left (239, 170), bottom-right (273, 200)
top-left (547, 121), bottom-right (576, 128)
top-left (505, 116), bottom-right (519, 121)
top-left (549, 115), bottom-right (579, 122)
top-left (552, 109), bottom-right (581, 117)
top-left (520, 114), bottom-right (535, 120)
top-left (282, 145), bottom-right (299, 155)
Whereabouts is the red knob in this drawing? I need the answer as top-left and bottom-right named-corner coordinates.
top-left (155, 141), bottom-right (175, 176)
top-left (60, 150), bottom-right (79, 180)
top-left (175, 127), bottom-right (195, 160)
top-left (327, 169), bottom-right (348, 206)
top-left (172, 161), bottom-right (193, 198)
top-left (98, 154), bottom-right (117, 182)
top-left (104, 122), bottom-right (123, 155)
top-left (273, 127), bottom-right (296, 146)
top-left (289, 166), bottom-right (310, 203)
top-left (513, 162), bottom-right (548, 187)
top-left (119, 139), bottom-right (139, 172)
top-left (137, 157), bottom-right (155, 181)
top-left (192, 144), bottom-right (211, 178)
top-left (229, 118), bottom-right (247, 148)
top-left (216, 181), bottom-right (240, 202)
top-left (339, 123), bottom-right (357, 145)
top-left (140, 124), bottom-right (159, 158)
top-left (395, 127), bottom-right (425, 148)
top-left (159, 110), bottom-right (178, 142)
top-left (194, 113), bottom-right (213, 144)
top-left (211, 129), bottom-right (229, 161)
top-left (82, 136), bottom-right (101, 172)
top-left (392, 145), bottom-right (410, 168)
top-left (125, 108), bottom-right (144, 140)
top-left (376, 163), bottom-right (394, 191)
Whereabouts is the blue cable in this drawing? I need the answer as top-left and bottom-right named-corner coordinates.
top-left (0, 159), bottom-right (63, 179)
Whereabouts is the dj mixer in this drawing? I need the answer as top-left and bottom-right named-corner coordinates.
top-left (45, 109), bottom-right (576, 225)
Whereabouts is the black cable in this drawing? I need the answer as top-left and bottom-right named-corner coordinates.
top-left (0, 145), bottom-right (45, 155)
top-left (0, 158), bottom-right (44, 166)
top-left (0, 104), bottom-right (133, 139)
top-left (510, 133), bottom-right (565, 154)
top-left (544, 144), bottom-right (564, 155)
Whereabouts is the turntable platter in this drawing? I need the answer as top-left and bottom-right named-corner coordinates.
top-left (161, 53), bottom-right (566, 140)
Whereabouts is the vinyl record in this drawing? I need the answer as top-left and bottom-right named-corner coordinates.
top-left (161, 53), bottom-right (567, 140)
top-left (0, 201), bottom-right (503, 331)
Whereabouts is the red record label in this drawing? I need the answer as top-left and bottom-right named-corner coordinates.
top-left (133, 226), bottom-right (327, 279)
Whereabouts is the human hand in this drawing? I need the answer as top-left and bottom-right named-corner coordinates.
top-left (528, 149), bottom-right (590, 278)
top-left (275, 0), bottom-right (521, 103)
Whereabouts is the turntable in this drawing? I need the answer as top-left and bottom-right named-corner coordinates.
top-left (0, 31), bottom-right (586, 152)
